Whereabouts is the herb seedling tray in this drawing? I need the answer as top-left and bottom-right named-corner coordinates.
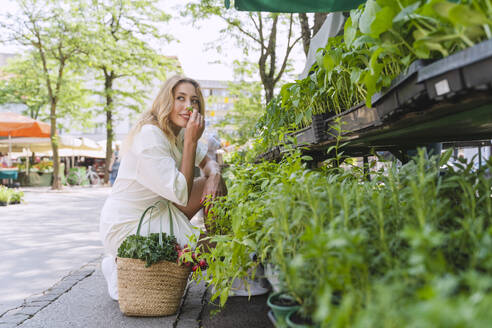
top-left (337, 102), bottom-right (381, 133)
top-left (290, 103), bottom-right (381, 147)
top-left (288, 112), bottom-right (337, 146)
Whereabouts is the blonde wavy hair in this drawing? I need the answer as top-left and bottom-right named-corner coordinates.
top-left (122, 75), bottom-right (205, 155)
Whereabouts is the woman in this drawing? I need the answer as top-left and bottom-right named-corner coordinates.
top-left (100, 75), bottom-right (227, 300)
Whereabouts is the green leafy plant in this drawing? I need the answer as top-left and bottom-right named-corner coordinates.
top-left (255, 0), bottom-right (492, 149)
top-left (67, 167), bottom-right (89, 186)
top-left (117, 232), bottom-right (179, 268)
top-left (0, 186), bottom-right (23, 204)
top-left (192, 148), bottom-right (492, 326)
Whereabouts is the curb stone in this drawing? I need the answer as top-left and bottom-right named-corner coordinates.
top-left (174, 279), bottom-right (208, 328)
top-left (0, 255), bottom-right (102, 327)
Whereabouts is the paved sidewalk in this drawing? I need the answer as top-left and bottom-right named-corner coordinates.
top-left (0, 257), bottom-right (208, 328)
top-left (0, 257), bottom-right (272, 328)
top-left (0, 186), bottom-right (110, 316)
top-left (0, 186), bottom-right (274, 328)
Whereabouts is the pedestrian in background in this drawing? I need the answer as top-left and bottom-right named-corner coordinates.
top-left (109, 144), bottom-right (120, 186)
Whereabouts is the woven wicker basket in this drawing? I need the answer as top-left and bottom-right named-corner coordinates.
top-left (117, 257), bottom-right (190, 316)
top-left (117, 200), bottom-right (191, 316)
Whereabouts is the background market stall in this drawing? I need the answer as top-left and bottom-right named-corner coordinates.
top-left (0, 135), bottom-right (104, 186)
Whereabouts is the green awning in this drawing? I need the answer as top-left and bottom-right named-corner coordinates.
top-left (225, 0), bottom-right (366, 13)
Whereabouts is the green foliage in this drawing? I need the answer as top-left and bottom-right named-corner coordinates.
top-left (192, 149), bottom-right (492, 326)
top-left (117, 232), bottom-right (178, 268)
top-left (76, 0), bottom-right (177, 182)
top-left (0, 0), bottom-right (100, 188)
top-left (0, 54), bottom-right (49, 120)
top-left (256, 0), bottom-right (492, 139)
top-left (0, 52), bottom-right (94, 133)
top-left (66, 167), bottom-right (89, 186)
top-left (254, 96), bottom-right (297, 152)
top-left (82, 0), bottom-right (176, 118)
top-left (0, 186), bottom-right (24, 204)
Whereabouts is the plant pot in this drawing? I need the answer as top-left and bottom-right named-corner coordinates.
top-left (267, 292), bottom-right (300, 327)
top-left (267, 310), bottom-right (278, 327)
top-left (286, 310), bottom-right (319, 328)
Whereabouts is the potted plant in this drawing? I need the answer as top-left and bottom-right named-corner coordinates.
top-left (286, 310), bottom-right (320, 328)
top-left (267, 291), bottom-right (301, 327)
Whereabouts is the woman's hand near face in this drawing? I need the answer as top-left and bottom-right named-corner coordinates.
top-left (184, 109), bottom-right (204, 144)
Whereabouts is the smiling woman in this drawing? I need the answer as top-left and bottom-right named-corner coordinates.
top-left (99, 75), bottom-right (227, 301)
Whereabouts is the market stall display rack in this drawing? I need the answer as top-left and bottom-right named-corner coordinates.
top-left (258, 38), bottom-right (492, 163)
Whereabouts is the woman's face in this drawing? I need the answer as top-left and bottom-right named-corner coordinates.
top-left (169, 82), bottom-right (200, 131)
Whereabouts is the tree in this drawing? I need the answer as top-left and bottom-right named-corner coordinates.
top-left (298, 13), bottom-right (328, 57)
top-left (0, 54), bottom-right (48, 119)
top-left (184, 1), bottom-right (303, 104)
top-left (1, 0), bottom-right (91, 189)
top-left (0, 52), bottom-right (93, 130)
top-left (82, 0), bottom-right (177, 184)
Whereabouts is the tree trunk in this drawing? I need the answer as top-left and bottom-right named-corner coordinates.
top-left (299, 13), bottom-right (311, 57)
top-left (258, 14), bottom-right (278, 105)
top-left (104, 70), bottom-right (115, 185)
top-left (50, 101), bottom-right (61, 190)
top-left (263, 82), bottom-right (275, 105)
top-left (313, 13), bottom-right (328, 36)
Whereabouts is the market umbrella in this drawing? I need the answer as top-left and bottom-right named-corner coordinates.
top-left (0, 112), bottom-right (51, 167)
top-left (0, 112), bottom-right (51, 138)
top-left (0, 136), bottom-right (83, 153)
top-left (224, 0), bottom-right (366, 12)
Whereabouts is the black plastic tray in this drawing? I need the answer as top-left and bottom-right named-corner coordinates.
top-left (312, 112), bottom-right (335, 143)
top-left (462, 56), bottom-right (492, 90)
top-left (396, 60), bottom-right (430, 109)
top-left (372, 60), bottom-right (428, 120)
top-left (338, 102), bottom-right (381, 133)
top-left (418, 38), bottom-right (492, 101)
top-left (255, 146), bottom-right (281, 162)
top-left (289, 112), bottom-right (336, 145)
top-left (290, 103), bottom-right (381, 146)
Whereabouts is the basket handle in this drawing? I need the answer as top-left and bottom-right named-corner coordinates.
top-left (135, 200), bottom-right (174, 247)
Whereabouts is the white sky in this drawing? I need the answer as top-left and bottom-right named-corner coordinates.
top-left (0, 0), bottom-right (306, 81)
top-left (159, 0), bottom-right (237, 81)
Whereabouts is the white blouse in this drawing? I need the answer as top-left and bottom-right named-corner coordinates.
top-left (99, 124), bottom-right (207, 257)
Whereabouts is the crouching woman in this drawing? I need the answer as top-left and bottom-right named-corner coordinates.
top-left (99, 75), bottom-right (226, 300)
